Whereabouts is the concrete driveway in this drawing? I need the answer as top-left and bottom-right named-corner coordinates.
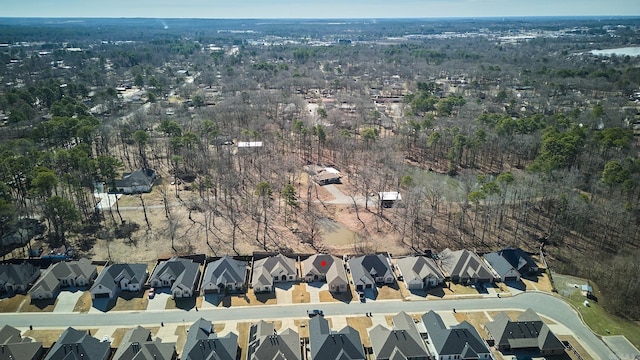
top-left (54, 289), bottom-right (84, 313)
top-left (146, 292), bottom-right (170, 311)
top-left (275, 283), bottom-right (293, 304)
top-left (306, 282), bottom-right (326, 303)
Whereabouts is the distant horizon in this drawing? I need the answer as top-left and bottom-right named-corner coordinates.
top-left (1, 15), bottom-right (640, 20)
top-left (3, 0), bottom-right (639, 19)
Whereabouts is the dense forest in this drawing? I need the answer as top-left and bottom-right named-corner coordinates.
top-left (1, 17), bottom-right (640, 318)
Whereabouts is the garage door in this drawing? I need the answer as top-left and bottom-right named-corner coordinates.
top-left (356, 285), bottom-right (363, 291)
top-left (94, 292), bottom-right (110, 299)
top-left (365, 284), bottom-right (372, 289)
top-left (504, 277), bottom-right (518, 282)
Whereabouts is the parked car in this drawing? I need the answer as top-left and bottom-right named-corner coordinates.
top-left (307, 309), bottom-right (324, 317)
top-left (148, 287), bottom-right (155, 299)
top-left (358, 291), bottom-right (365, 302)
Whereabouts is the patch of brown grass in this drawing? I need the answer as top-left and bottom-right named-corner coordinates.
top-left (557, 335), bottom-right (594, 360)
top-left (448, 283), bottom-right (480, 295)
top-left (237, 323), bottom-right (250, 360)
top-left (376, 283), bottom-right (403, 300)
top-left (110, 328), bottom-right (130, 348)
top-left (319, 290), bottom-right (354, 303)
top-left (295, 319), bottom-right (310, 339)
top-left (396, 280), bottom-right (411, 298)
top-left (0, 294), bottom-right (26, 312)
top-left (292, 284), bottom-right (310, 304)
top-left (174, 325), bottom-right (189, 357)
top-left (23, 329), bottom-right (64, 347)
top-left (488, 310), bottom-right (523, 321)
top-left (111, 291), bottom-right (149, 311)
top-left (384, 313), bottom-right (423, 327)
top-left (522, 272), bottom-right (554, 292)
top-left (346, 317), bottom-right (373, 347)
top-left (73, 291), bottom-right (93, 313)
top-left (22, 296), bottom-right (56, 312)
top-left (453, 311), bottom-right (490, 338)
top-left (228, 289), bottom-right (277, 306)
top-left (214, 323), bottom-right (225, 333)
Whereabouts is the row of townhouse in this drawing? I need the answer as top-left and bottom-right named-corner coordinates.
top-left (0, 306), bottom-right (564, 360)
top-left (0, 247), bottom-right (539, 302)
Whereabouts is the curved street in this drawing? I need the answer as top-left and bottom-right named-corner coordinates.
top-left (2, 292), bottom-right (615, 359)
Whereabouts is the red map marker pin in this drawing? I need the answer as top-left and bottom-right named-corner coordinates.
top-left (320, 260), bottom-right (327, 267)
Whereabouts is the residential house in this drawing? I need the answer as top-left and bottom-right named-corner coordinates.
top-left (0, 325), bottom-right (44, 360)
top-left (182, 318), bottom-right (238, 360)
top-left (378, 192), bottom-right (402, 208)
top-left (304, 166), bottom-right (342, 185)
top-left (308, 315), bottom-right (365, 360)
top-left (149, 257), bottom-right (200, 298)
top-left (45, 327), bottom-right (111, 360)
top-left (422, 310), bottom-right (492, 360)
top-left (485, 309), bottom-right (565, 356)
top-left (201, 257), bottom-right (247, 294)
top-left (113, 326), bottom-right (177, 360)
top-left (438, 249), bottom-right (495, 284)
top-left (347, 254), bottom-right (394, 291)
top-left (312, 172), bottom-right (342, 185)
top-left (368, 312), bottom-right (431, 360)
top-left (251, 254), bottom-right (297, 293)
top-left (396, 256), bottom-right (445, 290)
top-left (483, 252), bottom-right (521, 282)
top-left (114, 168), bottom-right (156, 194)
top-left (90, 263), bottom-right (149, 300)
top-left (29, 259), bottom-right (97, 300)
top-left (0, 263), bottom-right (40, 294)
top-left (301, 254), bottom-right (348, 293)
top-left (493, 248), bottom-right (539, 275)
top-left (237, 142), bottom-right (263, 154)
top-left (246, 320), bottom-right (300, 360)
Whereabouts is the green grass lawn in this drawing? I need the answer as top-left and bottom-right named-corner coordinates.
top-left (563, 289), bottom-right (640, 349)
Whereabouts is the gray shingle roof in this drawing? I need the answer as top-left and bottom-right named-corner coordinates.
top-left (150, 257), bottom-right (200, 294)
top-left (0, 325), bottom-right (43, 360)
top-left (369, 312), bottom-right (430, 360)
top-left (251, 254), bottom-right (296, 289)
top-left (247, 321), bottom-right (300, 360)
top-left (181, 318), bottom-right (237, 360)
top-left (113, 326), bottom-right (176, 360)
top-left (348, 254), bottom-right (392, 286)
top-left (30, 259), bottom-right (97, 296)
top-left (302, 254), bottom-right (347, 287)
top-left (114, 169), bottom-right (155, 189)
top-left (396, 256), bottom-right (444, 283)
top-left (203, 257), bottom-right (246, 289)
top-left (497, 248), bottom-right (538, 274)
top-left (0, 263), bottom-right (40, 289)
top-left (439, 249), bottom-right (494, 282)
top-left (45, 327), bottom-right (111, 360)
top-left (308, 316), bottom-right (365, 360)
top-left (484, 309), bottom-right (564, 352)
top-left (483, 252), bottom-right (518, 279)
top-left (422, 311), bottom-right (490, 357)
top-left (90, 263), bottom-right (148, 293)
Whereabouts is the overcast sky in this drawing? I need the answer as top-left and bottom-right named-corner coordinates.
top-left (3, 0), bottom-right (639, 18)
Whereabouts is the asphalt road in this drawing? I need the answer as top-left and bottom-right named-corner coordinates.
top-left (2, 292), bottom-right (615, 359)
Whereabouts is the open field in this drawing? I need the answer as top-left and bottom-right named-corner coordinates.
top-left (553, 272), bottom-right (640, 349)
